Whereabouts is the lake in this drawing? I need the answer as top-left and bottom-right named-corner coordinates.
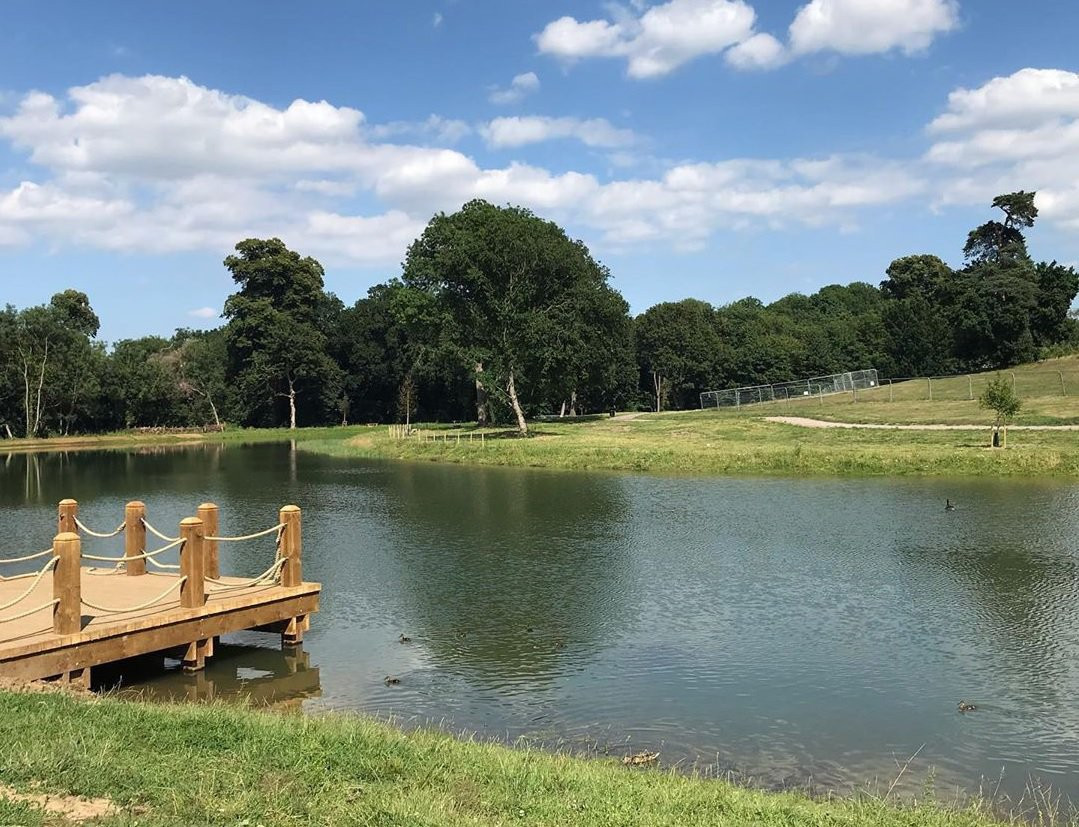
top-left (3, 443), bottom-right (1079, 806)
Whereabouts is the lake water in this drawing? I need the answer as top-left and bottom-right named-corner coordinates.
top-left (3, 444), bottom-right (1079, 806)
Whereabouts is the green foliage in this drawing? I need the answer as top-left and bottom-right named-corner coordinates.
top-left (979, 375), bottom-right (1022, 430)
top-left (402, 199), bottom-right (631, 433)
top-left (223, 238), bottom-right (343, 428)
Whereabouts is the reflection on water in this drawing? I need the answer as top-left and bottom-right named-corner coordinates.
top-left (103, 636), bottom-right (321, 711)
top-left (3, 446), bottom-right (1079, 806)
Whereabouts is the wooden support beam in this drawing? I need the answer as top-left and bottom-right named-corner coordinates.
top-left (198, 503), bottom-right (220, 579)
top-left (124, 501), bottom-right (147, 577)
top-left (279, 506), bottom-right (302, 588)
top-left (57, 499), bottom-right (78, 536)
top-left (52, 532), bottom-right (81, 636)
top-left (179, 516), bottom-right (207, 672)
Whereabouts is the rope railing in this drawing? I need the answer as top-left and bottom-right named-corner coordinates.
top-left (73, 517), bottom-right (126, 539)
top-left (80, 537), bottom-right (185, 564)
top-left (205, 524), bottom-right (285, 543)
top-left (206, 557), bottom-right (286, 592)
top-left (0, 547), bottom-right (54, 567)
top-left (0, 556), bottom-right (58, 612)
top-left (0, 598), bottom-right (59, 625)
top-left (141, 518), bottom-right (179, 543)
top-left (80, 577), bottom-right (187, 614)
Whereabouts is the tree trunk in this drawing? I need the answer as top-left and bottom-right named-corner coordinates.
top-left (652, 371), bottom-right (663, 413)
top-left (569, 389), bottom-right (577, 417)
top-left (207, 395), bottom-right (223, 431)
top-left (287, 377), bottom-right (297, 430)
top-left (559, 400), bottom-right (566, 418)
top-left (506, 371), bottom-right (528, 436)
top-left (475, 362), bottom-right (489, 426)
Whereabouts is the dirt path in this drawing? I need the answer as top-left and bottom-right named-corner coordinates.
top-left (765, 416), bottom-right (1079, 431)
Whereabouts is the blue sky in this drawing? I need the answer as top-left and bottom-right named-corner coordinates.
top-left (1, 0), bottom-right (1077, 341)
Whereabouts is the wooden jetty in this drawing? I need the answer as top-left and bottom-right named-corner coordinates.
top-left (0, 500), bottom-right (320, 687)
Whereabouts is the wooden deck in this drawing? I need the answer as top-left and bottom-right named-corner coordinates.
top-left (0, 569), bottom-right (320, 683)
top-left (0, 499), bottom-right (320, 686)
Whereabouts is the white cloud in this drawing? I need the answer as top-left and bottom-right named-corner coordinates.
top-left (725, 32), bottom-right (788, 70)
top-left (482, 116), bottom-right (634, 149)
top-left (367, 114), bottom-right (471, 144)
top-left (536, 0), bottom-right (758, 78)
top-left (488, 72), bottom-right (541, 105)
top-left (15, 71), bottom-right (1064, 268)
top-left (925, 68), bottom-right (1079, 230)
top-left (188, 307), bottom-right (218, 319)
top-left (929, 68), bottom-right (1079, 134)
top-left (789, 0), bottom-right (958, 56)
top-left (432, 12), bottom-right (443, 27)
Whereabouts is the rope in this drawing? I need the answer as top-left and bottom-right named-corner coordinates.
top-left (74, 518), bottom-right (126, 539)
top-left (142, 518), bottom-right (179, 543)
top-left (205, 524), bottom-right (285, 543)
top-left (80, 537), bottom-right (184, 564)
top-left (0, 547), bottom-right (54, 566)
top-left (80, 577), bottom-right (187, 614)
top-left (0, 599), bottom-right (59, 625)
top-left (0, 557), bottom-right (57, 611)
top-left (147, 557), bottom-right (181, 571)
top-left (206, 557), bottom-right (286, 592)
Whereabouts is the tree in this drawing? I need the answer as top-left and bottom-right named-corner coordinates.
top-left (396, 372), bottom-right (417, 430)
top-left (402, 200), bottom-right (624, 435)
top-left (979, 375), bottom-right (1022, 448)
top-left (223, 239), bottom-right (342, 429)
top-left (636, 299), bottom-right (723, 411)
top-left (964, 191), bottom-right (1037, 264)
top-left (161, 329), bottom-right (229, 430)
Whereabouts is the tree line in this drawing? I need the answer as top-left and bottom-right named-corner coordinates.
top-left (1, 192), bottom-right (1076, 438)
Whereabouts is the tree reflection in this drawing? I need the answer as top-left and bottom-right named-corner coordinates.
top-left (376, 462), bottom-right (637, 684)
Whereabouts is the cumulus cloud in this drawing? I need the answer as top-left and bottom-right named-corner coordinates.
top-left (13, 71), bottom-right (1069, 267)
top-left (789, 0), bottom-right (958, 56)
top-left (725, 32), bottom-right (788, 70)
top-left (926, 68), bottom-right (1079, 230)
top-left (482, 116), bottom-right (634, 149)
top-left (535, 0), bottom-right (758, 78)
top-left (488, 72), bottom-right (541, 105)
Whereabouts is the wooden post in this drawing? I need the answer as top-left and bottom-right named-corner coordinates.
top-left (927, 378), bottom-right (933, 401)
top-left (967, 375), bottom-right (973, 400)
top-left (1059, 371), bottom-right (1067, 397)
top-left (198, 503), bottom-right (220, 579)
top-left (179, 517), bottom-right (207, 672)
top-left (52, 532), bottom-right (81, 635)
top-left (280, 505), bottom-right (302, 588)
top-left (179, 518), bottom-right (206, 609)
top-left (124, 501), bottom-right (147, 576)
top-left (279, 505), bottom-right (304, 646)
top-left (58, 499), bottom-right (78, 535)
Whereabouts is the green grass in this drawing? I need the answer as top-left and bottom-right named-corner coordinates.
top-left (751, 356), bottom-right (1079, 425)
top-left (0, 689), bottom-right (1060, 827)
top-left (302, 410), bottom-right (1079, 477)
top-left (7, 357), bottom-right (1079, 477)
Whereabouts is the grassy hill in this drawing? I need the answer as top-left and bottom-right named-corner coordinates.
top-left (730, 356), bottom-right (1079, 426)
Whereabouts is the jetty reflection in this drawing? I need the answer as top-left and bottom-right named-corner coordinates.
top-left (106, 641), bottom-right (321, 709)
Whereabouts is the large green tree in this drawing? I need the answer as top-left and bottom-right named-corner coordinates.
top-left (223, 239), bottom-right (342, 429)
top-left (401, 200), bottom-right (628, 435)
top-left (636, 299), bottom-right (723, 411)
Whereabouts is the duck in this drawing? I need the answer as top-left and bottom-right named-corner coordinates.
top-left (622, 751), bottom-right (660, 766)
top-left (398, 634), bottom-right (412, 644)
top-left (384, 676), bottom-right (401, 686)
top-left (945, 499), bottom-right (957, 512)
top-left (957, 701), bottom-right (976, 713)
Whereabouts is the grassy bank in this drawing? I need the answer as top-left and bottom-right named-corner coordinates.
top-left (0, 689), bottom-right (1048, 827)
top-left (302, 411), bottom-right (1079, 477)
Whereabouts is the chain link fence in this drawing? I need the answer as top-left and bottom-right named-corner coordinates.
top-left (700, 365), bottom-right (1076, 409)
top-left (700, 370), bottom-right (880, 409)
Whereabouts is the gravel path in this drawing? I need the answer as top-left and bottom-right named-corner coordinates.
top-left (765, 416), bottom-right (1079, 431)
